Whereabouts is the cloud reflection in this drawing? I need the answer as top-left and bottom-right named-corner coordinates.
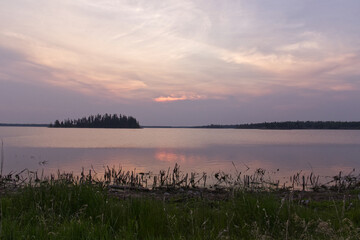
top-left (4, 144), bottom-right (360, 186)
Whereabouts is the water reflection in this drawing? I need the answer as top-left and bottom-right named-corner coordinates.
top-left (155, 150), bottom-right (187, 163)
top-left (3, 127), bottom-right (360, 148)
top-left (4, 144), bottom-right (360, 185)
top-left (2, 127), bottom-right (360, 185)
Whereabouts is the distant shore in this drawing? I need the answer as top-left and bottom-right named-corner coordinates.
top-left (2, 121), bottom-right (360, 129)
top-left (0, 123), bottom-right (49, 127)
top-left (196, 121), bottom-right (360, 130)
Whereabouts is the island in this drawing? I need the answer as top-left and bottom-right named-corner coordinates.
top-left (49, 114), bottom-right (141, 128)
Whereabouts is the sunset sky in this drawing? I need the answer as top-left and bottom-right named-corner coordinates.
top-left (1, 0), bottom-right (359, 125)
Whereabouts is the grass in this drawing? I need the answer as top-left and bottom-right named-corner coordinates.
top-left (1, 178), bottom-right (360, 239)
top-left (1, 151), bottom-right (360, 240)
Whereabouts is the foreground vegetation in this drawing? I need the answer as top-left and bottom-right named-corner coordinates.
top-left (1, 162), bottom-right (359, 239)
top-left (1, 177), bottom-right (360, 239)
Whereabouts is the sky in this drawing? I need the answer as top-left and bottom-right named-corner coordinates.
top-left (0, 0), bottom-right (360, 126)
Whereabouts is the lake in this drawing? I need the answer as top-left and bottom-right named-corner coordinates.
top-left (1, 127), bottom-right (360, 185)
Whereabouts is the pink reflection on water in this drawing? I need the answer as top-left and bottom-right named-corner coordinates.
top-left (155, 150), bottom-right (186, 163)
top-left (3, 144), bottom-right (360, 188)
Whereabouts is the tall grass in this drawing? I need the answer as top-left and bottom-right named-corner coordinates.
top-left (1, 177), bottom-right (360, 239)
top-left (1, 161), bottom-right (360, 239)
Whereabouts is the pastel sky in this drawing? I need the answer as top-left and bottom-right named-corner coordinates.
top-left (1, 0), bottom-right (360, 125)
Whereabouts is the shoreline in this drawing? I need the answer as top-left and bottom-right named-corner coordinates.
top-left (1, 176), bottom-right (360, 239)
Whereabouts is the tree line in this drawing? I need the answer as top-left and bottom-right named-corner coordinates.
top-left (49, 114), bottom-right (140, 128)
top-left (198, 121), bottom-right (360, 129)
top-left (236, 121), bottom-right (360, 129)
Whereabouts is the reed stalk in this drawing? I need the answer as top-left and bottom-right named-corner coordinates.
top-left (0, 139), bottom-right (3, 177)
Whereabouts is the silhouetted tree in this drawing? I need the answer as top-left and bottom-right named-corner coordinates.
top-left (198, 121), bottom-right (360, 129)
top-left (49, 114), bottom-right (141, 128)
top-left (234, 121), bottom-right (360, 129)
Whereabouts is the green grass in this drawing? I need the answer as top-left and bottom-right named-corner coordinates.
top-left (1, 181), bottom-right (360, 239)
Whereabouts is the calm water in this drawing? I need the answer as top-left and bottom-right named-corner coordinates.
top-left (1, 127), bottom-right (360, 183)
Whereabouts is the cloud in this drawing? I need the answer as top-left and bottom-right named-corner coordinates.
top-left (1, 0), bottom-right (360, 124)
top-left (278, 41), bottom-right (319, 52)
top-left (154, 94), bottom-right (205, 102)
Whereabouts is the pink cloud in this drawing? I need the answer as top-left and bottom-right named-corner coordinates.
top-left (154, 95), bottom-right (204, 102)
